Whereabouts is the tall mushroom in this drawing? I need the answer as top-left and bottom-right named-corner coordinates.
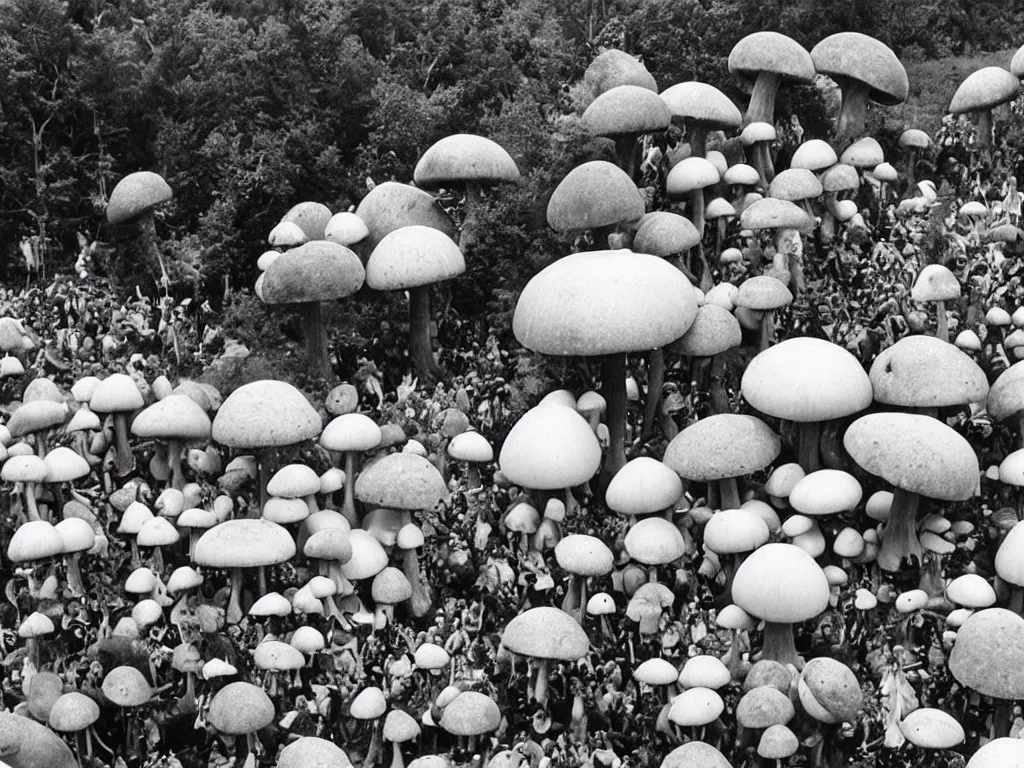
top-left (911, 264), bottom-right (961, 342)
top-left (659, 81), bottom-right (742, 158)
top-left (546, 160), bottom-right (645, 250)
top-left (90, 373), bottom-right (144, 478)
top-left (949, 67), bottom-right (1020, 165)
top-left (501, 606), bottom-right (590, 706)
top-left (106, 171), bottom-right (173, 280)
top-left (581, 85), bottom-right (671, 178)
top-left (131, 395), bottom-right (212, 491)
top-left (729, 32), bottom-right (815, 125)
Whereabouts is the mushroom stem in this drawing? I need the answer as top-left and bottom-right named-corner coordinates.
top-left (342, 451), bottom-right (359, 526)
top-left (258, 448), bottom-right (273, 516)
top-left (690, 189), bottom-right (706, 238)
top-left (389, 741), bottom-right (405, 768)
top-left (226, 567), bottom-right (244, 625)
top-left (112, 413), bottom-right (133, 477)
top-left (759, 311), bottom-right (775, 352)
top-left (408, 285), bottom-right (437, 380)
top-left (614, 135), bottom-right (639, 179)
top-left (641, 348), bottom-right (665, 442)
top-left (167, 439), bottom-right (185, 491)
top-left (797, 421), bottom-right (822, 473)
top-left (600, 352), bottom-right (629, 483)
top-left (760, 620), bottom-right (803, 669)
top-left (534, 658), bottom-right (551, 705)
top-left (66, 552), bottom-right (86, 597)
top-left (1009, 586), bottom-right (1024, 615)
top-left (934, 300), bottom-right (948, 342)
top-left (993, 697), bottom-right (1012, 739)
top-left (460, 182), bottom-right (483, 251)
top-left (22, 483), bottom-right (40, 522)
top-left (976, 110), bottom-right (994, 165)
top-left (686, 124), bottom-right (709, 158)
top-left (708, 355), bottom-right (729, 414)
top-left (834, 79), bottom-right (871, 151)
top-left (298, 301), bottom-right (332, 381)
top-left (719, 477), bottom-right (741, 511)
top-left (904, 149), bottom-right (919, 193)
top-left (402, 546), bottom-right (433, 619)
top-left (745, 72), bottom-right (783, 125)
top-left (877, 487), bottom-right (922, 572)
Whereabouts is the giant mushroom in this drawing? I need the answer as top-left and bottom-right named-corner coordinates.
top-left (581, 85), bottom-right (671, 178)
top-left (729, 32), bottom-right (815, 125)
top-left (106, 171), bottom-right (173, 280)
top-left (949, 67), bottom-right (1020, 165)
top-left (546, 160), bottom-right (645, 250)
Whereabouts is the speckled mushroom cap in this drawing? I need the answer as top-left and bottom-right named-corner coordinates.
top-left (354, 181), bottom-right (458, 251)
top-left (949, 67), bottom-right (1021, 114)
top-left (899, 128), bottom-right (931, 149)
top-left (949, 608), bottom-right (1024, 700)
top-left (663, 413), bottom-right (780, 482)
top-left (912, 263), bottom-right (960, 302)
top-left (383, 710), bottom-right (421, 743)
top-left (365, 225), bottom-right (464, 292)
top-left (438, 691), bottom-right (501, 736)
top-left (967, 737), bottom-right (1024, 767)
top-left (192, 519), bottom-right (296, 568)
top-left (768, 169), bottom-right (823, 202)
top-left (729, 32), bottom-right (815, 87)
top-left (277, 736), bottom-right (354, 768)
top-left (660, 741), bottom-right (732, 768)
top-left (740, 197), bottom-right (813, 233)
top-left (899, 708), bottom-right (965, 749)
top-left (869, 335), bottom-right (988, 407)
top-left (798, 657), bottom-right (863, 724)
top-left (742, 337), bottom-right (872, 422)
top-left (498, 404), bottom-right (602, 490)
top-left (633, 212), bottom-right (701, 256)
top-left (732, 543), bottom-right (830, 623)
top-left (7, 400), bottom-right (67, 438)
top-left (840, 137), bottom-right (885, 168)
top-left (414, 134), bottom-right (520, 188)
top-left (735, 275), bottom-right (792, 311)
top-left (501, 606), bottom-right (590, 661)
top-left (584, 49), bottom-right (658, 96)
top-left (736, 686), bottom-right (796, 729)
top-left (844, 413), bottom-right (979, 501)
top-left (513, 250), bottom-right (697, 356)
top-left (660, 82), bottom-right (742, 130)
top-left (810, 32), bottom-right (909, 106)
top-left (0, 711), bottom-right (77, 768)
top-left (212, 380), bottom-right (320, 449)
top-left (821, 163), bottom-right (860, 193)
top-left (261, 241), bottom-right (365, 304)
top-left (606, 457), bottom-right (683, 516)
top-left (106, 171), bottom-right (172, 226)
top-left (355, 452), bottom-right (448, 511)
top-left (131, 395), bottom-right (212, 441)
top-left (673, 304), bottom-right (743, 357)
top-left (546, 161), bottom-right (645, 231)
top-left (280, 202), bottom-right (332, 241)
top-left (581, 85), bottom-right (672, 137)
top-left (207, 682), bottom-right (274, 734)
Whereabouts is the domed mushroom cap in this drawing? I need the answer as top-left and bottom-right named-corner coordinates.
top-left (90, 373), bottom-right (144, 414)
top-left (106, 171), bottom-right (172, 225)
top-left (131, 395), bottom-right (212, 441)
top-left (633, 212), bottom-right (701, 256)
top-left (678, 655), bottom-right (732, 690)
top-left (267, 464), bottom-right (320, 499)
top-left (208, 682), bottom-right (275, 734)
top-left (212, 380), bottom-right (320, 448)
top-left (340, 529), bottom-right (388, 581)
top-left (606, 457), bottom-right (683, 516)
top-left (48, 691), bottom-right (100, 732)
top-left (735, 275), bottom-right (792, 311)
top-left (899, 708), bottom-right (965, 749)
top-left (703, 508), bottom-right (770, 554)
top-left (624, 516), bottom-right (688, 565)
top-left (660, 82), bottom-right (742, 130)
top-left (0, 711), bottom-right (78, 768)
top-left (664, 414), bottom-right (780, 482)
top-left (869, 335), bottom-right (988, 407)
top-left (383, 709), bottom-right (421, 743)
top-left (102, 665), bottom-right (153, 707)
top-left (768, 169), bottom-right (823, 202)
top-left (554, 534), bottom-right (614, 576)
top-left (844, 413), bottom-right (978, 501)
top-left (365, 225), bottom-right (464, 291)
top-left (276, 736), bottom-right (354, 768)
top-left (324, 212), bottom-right (369, 247)
top-left (996, 521), bottom-right (1024, 588)
top-left (660, 742), bottom-right (732, 768)
top-left (636, 657), bottom-right (681, 686)
top-left (673, 304), bottom-right (742, 357)
top-left (810, 32), bottom-right (909, 106)
top-left (949, 608), bottom-right (1024, 700)
top-left (989, 362), bottom-right (1024, 421)
top-left (3, 454), bottom-right (48, 484)
top-left (254, 639), bottom-right (305, 671)
top-left (737, 686), bottom-right (796, 728)
top-left (355, 181), bottom-right (457, 251)
top-left (192, 519), bottom-right (296, 568)
top-left (740, 197), bottom-right (813, 232)
top-left (438, 691), bottom-right (501, 736)
top-left (1013, 45), bottom-right (1024, 79)
top-left (666, 157), bottom-right (720, 196)
top-left (261, 241), bottom-right (365, 304)
top-left (946, 573), bottom-right (996, 608)
top-left (821, 163), bottom-right (860, 194)
top-left (732, 543), bottom-right (829, 623)
top-left (8, 519), bottom-right (64, 562)
top-left (546, 161), bottom-right (644, 232)
top-left (950, 67), bottom-right (1020, 114)
top-left (280, 202), bottom-right (332, 241)
top-left (912, 263), bottom-right (960, 303)
top-left (320, 412), bottom-right (381, 453)
top-left (581, 85), bottom-right (671, 137)
top-left (840, 137), bottom-right (885, 169)
top-left (967, 737), bottom-right (1024, 767)
top-left (791, 139), bottom-right (838, 172)
top-left (742, 337), bottom-right (872, 422)
top-left (789, 470), bottom-right (862, 516)
top-left (669, 687), bottom-right (724, 726)
top-left (499, 405), bottom-right (601, 490)
top-left (355, 453), bottom-right (448, 510)
top-left (448, 431), bottom-right (493, 463)
top-left (798, 657), bottom-right (863, 724)
top-left (584, 49), bottom-right (658, 96)
top-left (502, 606), bottom-right (590, 661)
top-left (414, 134), bottom-right (519, 188)
top-left (8, 401), bottom-right (68, 438)
top-left (729, 32), bottom-right (815, 86)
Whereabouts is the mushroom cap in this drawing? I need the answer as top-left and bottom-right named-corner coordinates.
top-left (339, 529), bottom-right (389, 581)
top-left (383, 709), bottom-right (421, 743)
top-left (106, 171), bottom-right (172, 225)
top-left (605, 457), bottom-right (683, 516)
top-left (912, 263), bottom-right (960, 303)
top-left (2, 453), bottom-right (48, 484)
top-left (740, 121), bottom-right (777, 145)
top-left (546, 161), bottom-right (645, 232)
top-left (821, 163), bottom-right (861, 193)
top-left (949, 67), bottom-right (1021, 114)
top-left (102, 665), bottom-right (153, 707)
top-left (789, 470), bottom-right (862, 516)
top-left (254, 639), bottom-right (305, 671)
top-left (666, 157), bottom-right (721, 196)
top-left (208, 682), bottom-right (275, 734)
top-left (724, 163), bottom-right (762, 186)
top-left (499, 404), bottom-right (602, 490)
top-left (844, 412), bottom-right (979, 501)
top-left (584, 49), bottom-right (658, 95)
top-left (758, 724), bottom-right (799, 759)
top-left (966, 737), bottom-right (1024, 767)
top-left (355, 181), bottom-right (458, 251)
top-left (735, 275), bottom-right (792, 311)
top-left (623, 516), bottom-right (688, 565)
top-left (131, 395), bottom-right (212, 441)
top-left (946, 574), bottom-right (997, 608)
top-left (212, 380), bottom-right (320, 448)
top-left (554, 534), bottom-right (614, 576)
top-left (90, 373), bottom-right (144, 414)
top-left (810, 32), bottom-right (909, 106)
top-left (438, 691), bottom-right (501, 736)
top-left (668, 687), bottom-right (724, 726)
top-left (732, 543), bottom-right (830, 623)
top-left (997, 521), bottom-right (1024, 587)
top-left (663, 413), bottom-right (780, 482)
top-left (414, 134), bottom-right (519, 188)
top-left (261, 240), bottom-right (365, 304)
top-left (660, 741), bottom-right (732, 768)
top-left (632, 211), bottom-right (701, 256)
top-left (678, 655), bottom-right (731, 689)
top-left (48, 691), bottom-right (101, 732)
top-left (839, 137), bottom-right (885, 168)
top-left (660, 81), bottom-right (742, 130)
top-left (324, 212), bottom-right (369, 247)
top-left (355, 452), bottom-right (448, 510)
top-left (869, 335), bottom-right (987, 407)
top-left (372, 566), bottom-right (413, 604)
top-left (899, 128), bottom-right (931, 149)
top-left (137, 516), bottom-right (179, 548)
top-left (729, 32), bottom-right (815, 85)
top-left (737, 686), bottom-right (796, 729)
top-left (871, 162), bottom-right (898, 183)
top-left (280, 202), bottom-right (332, 241)
top-left (192, 519), bottom-right (296, 568)
top-left (742, 337), bottom-right (872, 422)
top-left (447, 431), bottom-right (493, 463)
top-left (8, 400), bottom-right (68, 437)
top-left (581, 85), bottom-right (672, 137)
top-left (790, 139), bottom-right (838, 172)
top-left (8, 519), bottom-right (64, 562)
top-left (672, 304), bottom-right (742, 357)
top-left (950, 608), bottom-right (1024, 700)
top-left (276, 736), bottom-right (354, 768)
top-left (740, 197), bottom-right (813, 232)
top-left (267, 463), bottom-right (320, 499)
top-left (989, 361), bottom-right (1024, 421)
top-left (0, 711), bottom-right (78, 768)
top-left (703, 508), bottom-right (770, 554)
top-left (798, 657), bottom-right (863, 724)
top-left (55, 517), bottom-right (95, 554)
top-left (636, 657), bottom-right (681, 686)
top-left (768, 169), bottom-right (823, 202)
top-left (268, 221), bottom-right (307, 248)
top-left (513, 250), bottom-right (697, 356)
top-left (366, 224), bottom-right (465, 292)
top-left (501, 606), bottom-right (590, 661)
top-left (320, 412), bottom-right (382, 452)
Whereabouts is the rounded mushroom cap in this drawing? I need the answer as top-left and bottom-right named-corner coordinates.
top-left (502, 606), bottom-right (590, 661)
top-left (633, 211), bottom-right (701, 256)
top-left (660, 741), bottom-right (732, 768)
top-left (669, 687), bottom-right (723, 726)
top-left (623, 516), bottom-right (688, 564)
top-left (192, 519), bottom-right (296, 568)
top-left (8, 400), bottom-right (68, 437)
top-left (102, 665), bottom-right (153, 707)
top-left (355, 181), bottom-right (457, 251)
top-left (546, 161), bottom-right (644, 232)
top-left (320, 412), bottom-right (381, 453)
top-left (791, 139), bottom-right (838, 172)
top-left (840, 137), bottom-right (885, 169)
top-left (946, 574), bottom-right (996, 608)
top-left (584, 49), bottom-right (658, 96)
top-left (281, 202), bottom-right (332, 241)
top-left (8, 519), bottom-right (64, 562)
top-left (636, 657), bottom-right (681, 686)
top-left (131, 395), bottom-right (212, 441)
top-left (372, 566), bottom-right (413, 604)
top-left (673, 304), bottom-right (743, 357)
top-left (912, 263), bottom-right (960, 303)
top-left (789, 470), bottom-right (862, 516)
top-left (950, 67), bottom-right (1021, 114)
top-left (740, 197), bottom-right (813, 232)
top-left (768, 169), bottom-right (823, 202)
top-left (988, 361), bottom-right (1024, 421)
top-left (137, 516), bottom-right (180, 548)
top-left (742, 337), bottom-right (872, 422)
top-left (844, 413), bottom-right (979, 501)
top-left (415, 134), bottom-right (520, 188)
top-left (729, 32), bottom-right (814, 85)
top-left (107, 171), bottom-right (172, 225)
top-left (513, 250), bottom-right (697, 356)
top-left (48, 691), bottom-right (100, 732)
top-left (267, 463), bottom-right (320, 500)
top-left (554, 534), bottom-right (614, 576)
top-left (899, 128), bottom-right (931, 149)
top-left (732, 542), bottom-right (830, 623)
top-left (355, 452), bottom-right (448, 510)
top-left (261, 240), bottom-right (365, 304)
top-left (366, 225), bottom-right (464, 292)
top-left (438, 691), bottom-right (501, 736)
top-left (758, 724), bottom-right (799, 759)
top-left (208, 682), bottom-right (275, 734)
top-left (324, 211), bottom-right (369, 248)
top-left (660, 81), bottom-right (742, 130)
top-left (2, 453), bottom-right (48, 483)
top-left (351, 686), bottom-right (388, 720)
top-left (383, 709), bottom-right (421, 743)
top-left (810, 32), bottom-right (909, 106)
top-left (90, 373), bottom-right (144, 414)
top-left (821, 163), bottom-right (861, 193)
top-left (677, 655), bottom-right (731, 690)
top-left (798, 657), bottom-right (863, 724)
top-left (997, 521), bottom-right (1024, 588)
top-left (703, 508), bottom-right (770, 554)
top-left (254, 639), bottom-right (305, 671)
top-left (0, 711), bottom-right (78, 768)
top-left (664, 413), bottom-right (780, 482)
top-left (606, 457), bottom-right (683, 516)
top-left (869, 335), bottom-right (987, 407)
top-left (55, 516), bottom-right (95, 554)
top-left (581, 85), bottom-right (671, 137)
top-left (666, 157), bottom-right (720, 196)
top-left (737, 686), bottom-right (796, 729)
top-left (967, 737), bottom-right (1024, 767)
top-left (276, 736), bottom-right (354, 768)
top-left (340, 529), bottom-right (389, 581)
top-left (949, 608), bottom-right (1024, 700)
top-left (735, 275), bottom-right (793, 311)
top-left (741, 121), bottom-right (777, 145)
top-left (447, 430), bottom-right (493, 463)
top-left (871, 162), bottom-right (898, 183)
top-left (212, 380), bottom-right (320, 448)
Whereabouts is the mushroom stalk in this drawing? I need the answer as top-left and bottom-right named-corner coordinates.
top-left (797, 421), bottom-right (822, 473)
top-left (226, 567), bottom-right (244, 625)
top-left (402, 546), bottom-right (433, 619)
top-left (460, 182), bottom-right (483, 251)
top-left (641, 348), bottom-right (665, 442)
top-left (258, 448), bottom-right (273, 516)
top-left (877, 487), bottom-right (922, 572)
top-left (299, 301), bottom-right (332, 381)
top-left (759, 311), bottom-right (776, 352)
top-left (834, 80), bottom-right (870, 151)
top-left (976, 110), bottom-right (994, 165)
top-left (166, 439), bottom-right (185, 491)
top-left (686, 124), bottom-right (709, 158)
top-left (600, 353), bottom-right (629, 483)
top-left (934, 300), bottom-right (948, 342)
top-left (719, 477), bottom-right (741, 511)
top-left (390, 741), bottom-right (405, 768)
top-left (22, 482), bottom-right (41, 522)
top-left (760, 621), bottom-right (803, 669)
top-left (342, 451), bottom-right (358, 526)
top-left (614, 135), bottom-right (639, 179)
top-left (534, 658), bottom-right (551, 705)
top-left (112, 413), bottom-right (133, 477)
top-left (408, 285), bottom-right (437, 380)
top-left (65, 552), bottom-right (86, 597)
top-left (745, 72), bottom-right (783, 125)
top-left (994, 697), bottom-right (1012, 739)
